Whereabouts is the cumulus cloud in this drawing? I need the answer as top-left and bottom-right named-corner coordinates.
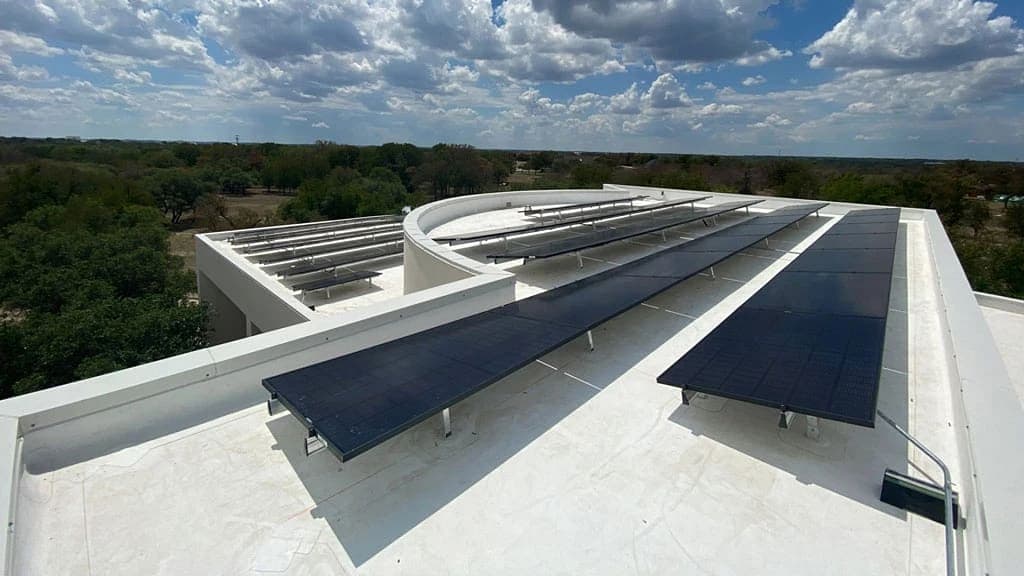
top-left (530, 0), bottom-right (787, 66)
top-left (806, 0), bottom-right (1024, 71)
top-left (697, 81), bottom-right (717, 90)
top-left (735, 46), bottom-right (792, 66)
top-left (312, 121), bottom-right (330, 128)
top-left (749, 112), bottom-right (791, 128)
top-left (642, 74), bottom-right (692, 108)
top-left (742, 75), bottom-right (766, 86)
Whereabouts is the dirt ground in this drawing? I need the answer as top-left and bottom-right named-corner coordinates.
top-left (170, 191), bottom-right (291, 274)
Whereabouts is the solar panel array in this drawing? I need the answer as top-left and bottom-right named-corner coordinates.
top-left (230, 215), bottom-right (400, 245)
top-left (433, 196), bottom-right (711, 244)
top-left (252, 229), bottom-right (404, 264)
top-left (487, 199), bottom-right (765, 261)
top-left (657, 208), bottom-right (900, 427)
top-left (277, 241), bottom-right (404, 277)
top-left (521, 196), bottom-right (644, 216)
top-left (291, 269), bottom-right (380, 293)
top-left (241, 223), bottom-right (402, 254)
top-left (264, 202), bottom-right (827, 462)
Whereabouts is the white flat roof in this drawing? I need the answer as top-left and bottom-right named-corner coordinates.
top-left (13, 202), bottom-right (961, 575)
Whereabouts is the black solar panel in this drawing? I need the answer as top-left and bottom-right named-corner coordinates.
top-left (657, 208), bottom-right (900, 427)
top-left (265, 201), bottom-right (827, 461)
top-left (488, 199), bottom-right (764, 261)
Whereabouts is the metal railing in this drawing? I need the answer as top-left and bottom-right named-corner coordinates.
top-left (877, 409), bottom-right (956, 576)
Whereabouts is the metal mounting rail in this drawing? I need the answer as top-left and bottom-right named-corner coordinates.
top-left (877, 409), bottom-right (956, 576)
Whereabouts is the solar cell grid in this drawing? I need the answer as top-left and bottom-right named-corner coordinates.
top-left (657, 208), bottom-right (899, 427)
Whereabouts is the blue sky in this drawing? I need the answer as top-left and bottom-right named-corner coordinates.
top-left (1, 0), bottom-right (1023, 160)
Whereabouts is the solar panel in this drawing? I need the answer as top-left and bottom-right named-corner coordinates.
top-left (278, 242), bottom-right (403, 277)
top-left (522, 196), bottom-right (645, 216)
top-left (241, 223), bottom-right (402, 254)
top-left (253, 230), bottom-right (404, 264)
top-left (657, 208), bottom-right (900, 427)
top-left (290, 269), bottom-right (380, 293)
top-left (433, 196), bottom-right (711, 244)
top-left (265, 201), bottom-right (828, 461)
top-left (231, 215), bottom-right (400, 244)
top-left (488, 199), bottom-right (765, 261)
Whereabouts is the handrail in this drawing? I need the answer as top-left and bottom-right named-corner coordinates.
top-left (877, 409), bottom-right (956, 576)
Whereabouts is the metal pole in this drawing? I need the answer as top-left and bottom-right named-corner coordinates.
top-left (876, 410), bottom-right (955, 576)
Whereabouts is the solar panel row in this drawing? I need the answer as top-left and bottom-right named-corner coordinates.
top-left (277, 241), bottom-right (404, 277)
top-left (521, 196), bottom-right (644, 216)
top-left (230, 215), bottom-right (401, 245)
top-left (291, 269), bottom-right (380, 293)
top-left (264, 202), bottom-right (827, 462)
top-left (432, 195), bottom-right (711, 244)
top-left (656, 207), bottom-right (900, 427)
top-left (487, 199), bottom-right (766, 261)
top-left (241, 223), bottom-right (402, 254)
top-left (253, 229), bottom-right (404, 264)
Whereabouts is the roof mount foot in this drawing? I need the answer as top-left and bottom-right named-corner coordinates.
top-left (805, 415), bottom-right (820, 441)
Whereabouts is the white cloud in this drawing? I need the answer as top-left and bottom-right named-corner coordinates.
top-left (735, 46), bottom-right (792, 66)
top-left (742, 75), bottom-right (766, 86)
top-left (642, 74), bottom-right (692, 109)
top-left (749, 112), bottom-right (791, 128)
top-left (806, 0), bottom-right (1024, 71)
top-left (697, 81), bottom-right (717, 90)
top-left (312, 121), bottom-right (330, 128)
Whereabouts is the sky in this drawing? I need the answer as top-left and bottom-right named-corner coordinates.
top-left (1, 0), bottom-right (1023, 160)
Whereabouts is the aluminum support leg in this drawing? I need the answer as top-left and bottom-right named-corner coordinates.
top-left (442, 408), bottom-right (452, 438)
top-left (778, 410), bottom-right (795, 429)
top-left (577, 252), bottom-right (583, 268)
top-left (587, 330), bottom-right (594, 351)
top-left (681, 389), bottom-right (695, 405)
top-left (709, 266), bottom-right (716, 279)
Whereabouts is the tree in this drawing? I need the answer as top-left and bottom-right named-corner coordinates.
top-left (1007, 205), bottom-right (1024, 238)
top-left (964, 198), bottom-right (991, 236)
top-left (0, 196), bottom-right (207, 398)
top-left (151, 170), bottom-right (207, 225)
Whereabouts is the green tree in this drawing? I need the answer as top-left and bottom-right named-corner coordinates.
top-left (963, 198), bottom-right (991, 236)
top-left (151, 170), bottom-right (208, 225)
